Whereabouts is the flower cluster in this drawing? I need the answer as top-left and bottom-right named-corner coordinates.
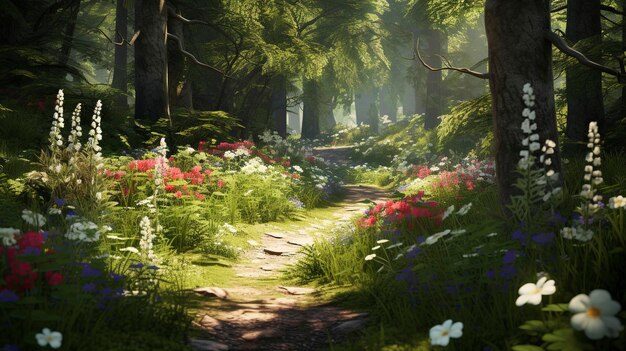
top-left (48, 89), bottom-right (65, 151)
top-left (21, 209), bottom-right (46, 228)
top-left (240, 157), bottom-right (270, 174)
top-left (67, 103), bottom-right (82, 152)
top-left (518, 83), bottom-right (538, 168)
top-left (139, 216), bottom-right (157, 264)
top-left (65, 219), bottom-right (104, 242)
top-left (580, 121), bottom-right (603, 207)
top-left (358, 192), bottom-right (440, 229)
top-left (86, 100), bottom-right (103, 158)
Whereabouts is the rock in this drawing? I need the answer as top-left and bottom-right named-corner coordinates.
top-left (278, 286), bottom-right (316, 295)
top-left (265, 232), bottom-right (285, 239)
top-left (189, 338), bottom-right (229, 351)
top-left (332, 318), bottom-right (368, 334)
top-left (287, 238), bottom-right (314, 247)
top-left (193, 287), bottom-right (229, 299)
top-left (199, 315), bottom-right (222, 330)
top-left (263, 247), bottom-right (292, 255)
top-left (241, 329), bottom-right (279, 341)
top-left (247, 239), bottom-right (259, 246)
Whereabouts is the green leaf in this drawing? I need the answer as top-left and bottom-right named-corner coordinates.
top-left (512, 345), bottom-right (545, 351)
top-left (542, 304), bottom-right (569, 313)
top-left (520, 320), bottom-right (549, 333)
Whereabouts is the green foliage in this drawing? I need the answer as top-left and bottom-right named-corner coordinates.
top-left (437, 94), bottom-right (493, 157)
top-left (146, 110), bottom-right (241, 148)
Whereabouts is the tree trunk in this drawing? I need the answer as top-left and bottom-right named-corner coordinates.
top-left (301, 79), bottom-right (320, 139)
top-left (167, 8), bottom-right (193, 110)
top-left (380, 84), bottom-right (397, 123)
top-left (485, 0), bottom-right (562, 208)
top-left (59, 0), bottom-right (81, 66)
top-left (565, 0), bottom-right (604, 154)
top-left (423, 28), bottom-right (444, 130)
top-left (355, 87), bottom-right (379, 132)
top-left (271, 75), bottom-right (287, 137)
top-left (112, 0), bottom-right (128, 109)
top-left (134, 0), bottom-right (169, 121)
top-left (622, 0), bottom-right (626, 118)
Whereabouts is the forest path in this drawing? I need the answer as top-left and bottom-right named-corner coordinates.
top-left (188, 147), bottom-right (388, 351)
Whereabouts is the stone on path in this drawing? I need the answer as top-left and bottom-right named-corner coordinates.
top-left (241, 329), bottom-right (279, 341)
top-left (287, 238), bottom-right (314, 247)
top-left (189, 338), bottom-right (229, 351)
top-left (278, 286), bottom-right (316, 295)
top-left (193, 287), bottom-right (229, 299)
top-left (199, 315), bottom-right (223, 330)
top-left (332, 318), bottom-right (368, 334)
top-left (265, 232), bottom-right (285, 239)
top-left (263, 247), bottom-right (292, 255)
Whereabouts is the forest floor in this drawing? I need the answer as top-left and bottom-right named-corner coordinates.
top-left (186, 147), bottom-right (388, 351)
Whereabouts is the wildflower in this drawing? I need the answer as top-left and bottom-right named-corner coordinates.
top-left (67, 103), bottom-right (82, 152)
top-left (21, 210), bottom-right (46, 228)
top-left (424, 229), bottom-right (451, 245)
top-left (65, 220), bottom-right (101, 242)
top-left (608, 196), bottom-right (626, 209)
top-left (139, 216), bottom-right (156, 264)
top-left (429, 320), bottom-right (463, 346)
top-left (456, 203), bottom-right (472, 216)
top-left (376, 239), bottom-right (389, 244)
top-left (0, 290), bottom-right (19, 303)
top-left (86, 100), bottom-right (103, 157)
top-left (0, 228), bottom-right (19, 246)
top-left (364, 253), bottom-right (376, 261)
top-left (442, 205), bottom-right (454, 220)
top-left (569, 289), bottom-right (623, 339)
top-left (35, 328), bottom-right (63, 349)
top-left (372, 245), bottom-right (381, 251)
top-left (515, 276), bottom-right (556, 306)
top-left (48, 90), bottom-right (65, 151)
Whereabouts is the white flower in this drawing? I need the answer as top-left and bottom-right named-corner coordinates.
top-left (36, 328), bottom-right (63, 349)
top-left (292, 165), bottom-right (303, 173)
top-left (376, 239), bottom-right (389, 244)
top-left (429, 319), bottom-right (463, 346)
top-left (65, 220), bottom-right (101, 242)
top-left (0, 227), bottom-right (19, 246)
top-left (442, 205), bottom-right (455, 221)
top-left (139, 216), bottom-right (157, 263)
top-left (22, 209), bottom-right (46, 228)
top-left (561, 226), bottom-right (576, 240)
top-left (456, 203), bottom-right (472, 216)
top-left (424, 229), bottom-right (451, 245)
top-left (120, 247), bottom-right (139, 254)
top-left (569, 289), bottom-right (623, 340)
top-left (515, 277), bottom-right (556, 306)
top-left (364, 253), bottom-right (376, 261)
top-left (609, 196), bottom-right (626, 209)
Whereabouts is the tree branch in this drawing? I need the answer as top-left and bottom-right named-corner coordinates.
top-left (600, 4), bottom-right (624, 16)
top-left (96, 27), bottom-right (140, 46)
top-left (167, 9), bottom-right (238, 47)
top-left (545, 30), bottom-right (626, 83)
top-left (413, 38), bottom-right (489, 80)
top-left (167, 33), bottom-right (232, 78)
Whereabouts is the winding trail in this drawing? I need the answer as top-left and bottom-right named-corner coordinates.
top-left (188, 147), bottom-right (388, 351)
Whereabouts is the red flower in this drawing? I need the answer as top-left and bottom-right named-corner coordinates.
top-left (364, 215), bottom-right (377, 226)
top-left (217, 180), bottom-right (225, 188)
top-left (194, 192), bottom-right (205, 200)
top-left (17, 231), bottom-right (44, 250)
top-left (45, 271), bottom-right (64, 286)
top-left (174, 191), bottom-right (183, 198)
top-left (164, 184), bottom-right (176, 192)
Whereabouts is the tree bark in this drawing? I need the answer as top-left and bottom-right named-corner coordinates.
top-left (112, 0), bottom-right (128, 109)
top-left (423, 28), bottom-right (445, 130)
top-left (485, 0), bottom-right (562, 208)
top-left (134, 0), bottom-right (169, 121)
top-left (59, 0), bottom-right (81, 67)
top-left (355, 87), bottom-right (379, 132)
top-left (271, 75), bottom-right (287, 137)
top-left (565, 0), bottom-right (604, 154)
top-left (622, 0), bottom-right (626, 118)
top-left (167, 7), bottom-right (193, 110)
top-left (301, 79), bottom-right (320, 139)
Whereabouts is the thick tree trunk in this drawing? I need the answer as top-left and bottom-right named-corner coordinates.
top-left (271, 75), bottom-right (287, 137)
top-left (134, 0), bottom-right (169, 121)
top-left (380, 84), bottom-right (397, 123)
top-left (167, 8), bottom-right (193, 110)
top-left (565, 0), bottom-right (604, 154)
top-left (112, 0), bottom-right (128, 109)
top-left (622, 0), bottom-right (626, 118)
top-left (355, 87), bottom-right (379, 132)
top-left (301, 80), bottom-right (320, 139)
top-left (485, 0), bottom-right (562, 208)
top-left (423, 28), bottom-right (444, 130)
top-left (59, 0), bottom-right (81, 66)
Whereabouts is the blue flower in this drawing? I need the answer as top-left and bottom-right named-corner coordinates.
top-left (129, 263), bottom-right (144, 269)
top-left (0, 290), bottom-right (19, 303)
top-left (531, 232), bottom-right (554, 246)
top-left (54, 199), bottom-right (65, 206)
top-left (147, 265), bottom-right (159, 270)
top-left (511, 229), bottom-right (529, 245)
top-left (82, 283), bottom-right (97, 292)
top-left (109, 273), bottom-right (124, 282)
top-left (81, 263), bottom-right (102, 278)
top-left (485, 270), bottom-right (496, 280)
top-left (502, 250), bottom-right (517, 264)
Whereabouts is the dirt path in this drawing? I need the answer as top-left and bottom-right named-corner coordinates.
top-left (188, 148), bottom-right (387, 351)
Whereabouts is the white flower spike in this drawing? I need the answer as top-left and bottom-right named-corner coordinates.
top-left (515, 276), bottom-right (556, 306)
